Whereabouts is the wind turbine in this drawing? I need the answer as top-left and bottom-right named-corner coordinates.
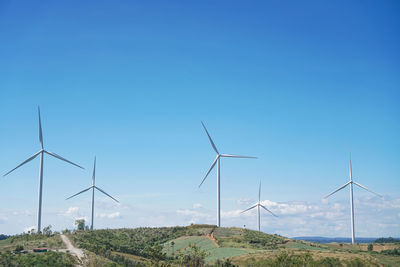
top-left (66, 156), bottom-right (119, 230)
top-left (324, 152), bottom-right (382, 244)
top-left (3, 107), bottom-right (84, 233)
top-left (199, 122), bottom-right (257, 227)
top-left (241, 181), bottom-right (277, 232)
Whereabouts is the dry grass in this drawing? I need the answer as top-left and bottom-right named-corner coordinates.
top-left (230, 247), bottom-right (387, 266)
top-left (0, 234), bottom-right (65, 252)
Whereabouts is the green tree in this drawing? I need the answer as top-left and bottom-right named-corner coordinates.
top-left (43, 225), bottom-right (53, 236)
top-left (215, 259), bottom-right (237, 267)
top-left (171, 241), bottom-right (175, 255)
top-left (75, 219), bottom-right (86, 231)
top-left (14, 245), bottom-right (24, 253)
top-left (178, 243), bottom-right (208, 267)
top-left (147, 244), bottom-right (166, 262)
top-left (368, 243), bottom-right (373, 251)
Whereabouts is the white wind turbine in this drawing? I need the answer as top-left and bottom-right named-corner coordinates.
top-left (241, 181), bottom-right (277, 232)
top-left (66, 156), bottom-right (119, 230)
top-left (3, 107), bottom-right (84, 233)
top-left (199, 122), bottom-right (257, 227)
top-left (324, 152), bottom-right (382, 244)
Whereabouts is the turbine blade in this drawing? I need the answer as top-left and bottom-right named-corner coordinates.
top-left (44, 151), bottom-right (84, 169)
top-left (3, 151), bottom-right (41, 176)
top-left (324, 181), bottom-right (351, 199)
top-left (258, 181), bottom-right (261, 203)
top-left (260, 204), bottom-right (278, 217)
top-left (241, 204), bottom-right (257, 213)
top-left (349, 152), bottom-right (352, 180)
top-left (220, 154), bottom-right (257, 159)
top-left (201, 121), bottom-right (219, 154)
top-left (199, 157), bottom-right (218, 188)
top-left (92, 156), bottom-right (96, 185)
top-left (353, 182), bottom-right (382, 198)
top-left (66, 186), bottom-right (92, 200)
top-left (38, 107), bottom-right (43, 149)
top-left (95, 186), bottom-right (119, 203)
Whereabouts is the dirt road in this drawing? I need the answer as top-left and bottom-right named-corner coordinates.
top-left (60, 234), bottom-right (85, 265)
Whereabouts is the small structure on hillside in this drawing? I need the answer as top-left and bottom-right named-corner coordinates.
top-left (33, 248), bottom-right (48, 253)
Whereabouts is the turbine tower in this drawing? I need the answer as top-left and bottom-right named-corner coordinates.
top-left (324, 152), bottom-right (382, 244)
top-left (199, 122), bottom-right (256, 227)
top-left (241, 181), bottom-right (277, 232)
top-left (66, 156), bottom-right (119, 230)
top-left (3, 107), bottom-right (84, 233)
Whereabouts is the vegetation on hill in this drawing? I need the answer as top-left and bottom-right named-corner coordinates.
top-left (69, 224), bottom-right (289, 265)
top-left (212, 227), bottom-right (286, 249)
top-left (2, 225), bottom-right (400, 266)
top-left (0, 230), bottom-right (75, 267)
top-left (238, 251), bottom-right (379, 267)
top-left (1, 231), bottom-right (64, 252)
top-left (71, 227), bottom-right (185, 254)
top-left (374, 237), bottom-right (400, 243)
top-left (163, 236), bottom-right (248, 263)
top-left (380, 248), bottom-right (400, 256)
top-left (0, 251), bottom-right (76, 267)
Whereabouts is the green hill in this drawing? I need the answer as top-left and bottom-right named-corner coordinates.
top-left (0, 233), bottom-right (76, 266)
top-left (163, 236), bottom-right (249, 263)
top-left (1, 225), bottom-right (400, 266)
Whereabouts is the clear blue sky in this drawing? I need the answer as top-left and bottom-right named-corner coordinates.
top-left (1, 1), bottom-right (399, 237)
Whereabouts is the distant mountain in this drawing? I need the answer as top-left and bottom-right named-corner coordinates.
top-left (0, 234), bottom-right (9, 240)
top-left (374, 237), bottom-right (400, 243)
top-left (292, 236), bottom-right (380, 243)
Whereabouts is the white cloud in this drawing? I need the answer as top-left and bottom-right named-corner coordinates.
top-left (221, 209), bottom-right (243, 218)
top-left (64, 207), bottom-right (80, 217)
top-left (176, 208), bottom-right (213, 224)
top-left (97, 212), bottom-right (121, 219)
top-left (176, 209), bottom-right (208, 218)
top-left (362, 197), bottom-right (400, 210)
top-left (1, 193), bottom-right (398, 238)
top-left (237, 198), bottom-right (253, 206)
top-left (12, 210), bottom-right (32, 216)
top-left (193, 203), bottom-right (203, 209)
top-left (332, 203), bottom-right (344, 211)
top-left (95, 200), bottom-right (121, 210)
top-left (261, 200), bottom-right (316, 215)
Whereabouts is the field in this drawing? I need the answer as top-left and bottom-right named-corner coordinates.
top-left (1, 225), bottom-right (399, 266)
top-left (163, 236), bottom-right (250, 262)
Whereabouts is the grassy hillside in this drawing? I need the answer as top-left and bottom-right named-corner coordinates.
top-left (0, 233), bottom-right (64, 251)
top-left (212, 227), bottom-right (286, 249)
top-left (163, 236), bottom-right (249, 263)
top-left (1, 225), bottom-right (399, 266)
top-left (0, 233), bottom-right (76, 267)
